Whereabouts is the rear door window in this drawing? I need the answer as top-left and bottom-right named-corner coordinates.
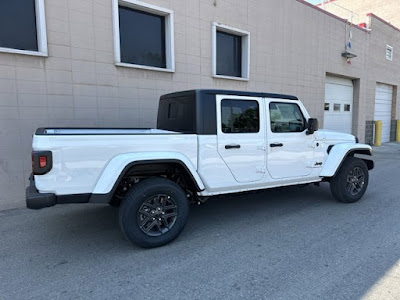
top-left (221, 99), bottom-right (259, 133)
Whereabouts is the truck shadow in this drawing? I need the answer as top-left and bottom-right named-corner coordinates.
top-left (36, 183), bottom-right (335, 250)
top-left (186, 183), bottom-right (335, 233)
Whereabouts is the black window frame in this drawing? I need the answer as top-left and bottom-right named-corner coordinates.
top-left (118, 5), bottom-right (167, 69)
top-left (269, 102), bottom-right (306, 133)
top-left (221, 99), bottom-right (260, 134)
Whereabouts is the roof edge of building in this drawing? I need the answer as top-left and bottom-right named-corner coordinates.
top-left (296, 0), bottom-right (370, 33)
top-left (316, 0), bottom-right (337, 7)
top-left (367, 13), bottom-right (400, 33)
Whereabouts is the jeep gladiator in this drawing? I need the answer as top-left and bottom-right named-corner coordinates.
top-left (26, 89), bottom-right (373, 248)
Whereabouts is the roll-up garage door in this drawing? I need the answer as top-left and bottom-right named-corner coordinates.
top-left (324, 76), bottom-right (354, 134)
top-left (374, 83), bottom-right (393, 143)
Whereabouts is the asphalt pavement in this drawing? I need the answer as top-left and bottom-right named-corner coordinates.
top-left (0, 143), bottom-right (399, 300)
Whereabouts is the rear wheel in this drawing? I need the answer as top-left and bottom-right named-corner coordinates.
top-left (119, 177), bottom-right (189, 248)
top-left (330, 157), bottom-right (369, 203)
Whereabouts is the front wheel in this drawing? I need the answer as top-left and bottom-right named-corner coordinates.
top-left (330, 157), bottom-right (369, 203)
top-left (119, 177), bottom-right (189, 248)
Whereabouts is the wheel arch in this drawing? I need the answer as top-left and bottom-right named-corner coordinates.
top-left (320, 143), bottom-right (374, 178)
top-left (347, 151), bottom-right (374, 171)
top-left (90, 153), bottom-right (205, 203)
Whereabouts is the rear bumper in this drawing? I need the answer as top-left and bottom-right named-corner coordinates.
top-left (26, 176), bottom-right (56, 209)
top-left (26, 175), bottom-right (91, 209)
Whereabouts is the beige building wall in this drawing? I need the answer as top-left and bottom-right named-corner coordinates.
top-left (0, 0), bottom-right (399, 210)
top-left (320, 0), bottom-right (400, 28)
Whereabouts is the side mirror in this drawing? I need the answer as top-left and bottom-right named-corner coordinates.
top-left (306, 118), bottom-right (319, 135)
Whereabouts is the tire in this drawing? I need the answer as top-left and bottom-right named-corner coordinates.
top-left (108, 199), bottom-right (120, 207)
top-left (330, 157), bottom-right (369, 203)
top-left (119, 177), bottom-right (189, 248)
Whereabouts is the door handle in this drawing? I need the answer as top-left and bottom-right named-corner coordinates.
top-left (225, 144), bottom-right (241, 149)
top-left (270, 143), bottom-right (283, 148)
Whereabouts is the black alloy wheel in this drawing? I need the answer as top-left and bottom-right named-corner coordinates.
top-left (330, 157), bottom-right (369, 203)
top-left (119, 177), bottom-right (189, 248)
top-left (137, 194), bottom-right (178, 237)
top-left (346, 166), bottom-right (365, 196)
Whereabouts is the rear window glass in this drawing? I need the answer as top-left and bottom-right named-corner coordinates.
top-left (157, 96), bottom-right (196, 133)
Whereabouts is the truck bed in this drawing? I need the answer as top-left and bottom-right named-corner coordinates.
top-left (32, 129), bottom-right (198, 195)
top-left (35, 128), bottom-right (178, 135)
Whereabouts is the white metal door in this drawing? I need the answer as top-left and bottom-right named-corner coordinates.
top-left (374, 83), bottom-right (393, 143)
top-left (266, 100), bottom-right (315, 179)
top-left (324, 76), bottom-right (354, 134)
top-left (216, 95), bottom-right (266, 183)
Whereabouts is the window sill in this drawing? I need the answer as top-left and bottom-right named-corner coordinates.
top-left (115, 62), bottom-right (174, 73)
top-left (0, 47), bottom-right (48, 57)
top-left (213, 74), bottom-right (249, 81)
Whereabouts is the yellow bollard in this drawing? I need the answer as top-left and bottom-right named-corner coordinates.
top-left (374, 120), bottom-right (382, 146)
top-left (397, 120), bottom-right (400, 142)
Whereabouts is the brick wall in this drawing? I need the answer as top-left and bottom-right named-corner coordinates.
top-left (391, 120), bottom-right (397, 141)
top-left (365, 120), bottom-right (375, 145)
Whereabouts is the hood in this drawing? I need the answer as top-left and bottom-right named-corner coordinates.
top-left (315, 129), bottom-right (356, 143)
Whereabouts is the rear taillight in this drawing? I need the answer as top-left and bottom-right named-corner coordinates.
top-left (39, 156), bottom-right (47, 168)
top-left (32, 151), bottom-right (53, 175)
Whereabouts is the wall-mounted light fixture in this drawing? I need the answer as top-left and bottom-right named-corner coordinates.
top-left (341, 51), bottom-right (357, 59)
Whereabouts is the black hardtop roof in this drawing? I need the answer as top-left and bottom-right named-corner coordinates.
top-left (160, 89), bottom-right (299, 101)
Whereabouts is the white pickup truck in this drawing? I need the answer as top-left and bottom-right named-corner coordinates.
top-left (27, 89), bottom-right (373, 248)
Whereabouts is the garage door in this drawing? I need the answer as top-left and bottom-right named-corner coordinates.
top-left (374, 83), bottom-right (393, 143)
top-left (324, 76), bottom-right (354, 134)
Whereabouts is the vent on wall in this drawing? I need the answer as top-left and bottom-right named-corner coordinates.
top-left (386, 45), bottom-right (393, 61)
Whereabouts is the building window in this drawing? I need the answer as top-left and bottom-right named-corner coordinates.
top-left (217, 32), bottom-right (242, 77)
top-left (221, 100), bottom-right (259, 133)
top-left (0, 0), bottom-right (47, 57)
top-left (113, 0), bottom-right (174, 72)
top-left (212, 23), bottom-right (250, 80)
top-left (119, 7), bottom-right (166, 68)
top-left (386, 45), bottom-right (393, 61)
